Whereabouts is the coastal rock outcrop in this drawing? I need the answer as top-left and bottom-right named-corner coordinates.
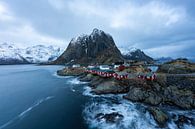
top-left (80, 74), bottom-right (129, 94)
top-left (173, 115), bottom-right (195, 128)
top-left (53, 28), bottom-right (123, 65)
top-left (57, 67), bottom-right (85, 76)
top-left (56, 64), bottom-right (195, 128)
top-left (92, 79), bottom-right (129, 94)
top-left (95, 112), bottom-right (124, 123)
top-left (148, 107), bottom-right (169, 127)
top-left (123, 82), bottom-right (162, 106)
top-left (124, 75), bottom-right (195, 109)
top-left (157, 58), bottom-right (195, 74)
top-left (124, 65), bottom-right (150, 73)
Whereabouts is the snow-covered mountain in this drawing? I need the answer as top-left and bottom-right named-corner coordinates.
top-left (119, 47), bottom-right (153, 63)
top-left (0, 43), bottom-right (63, 64)
top-left (119, 47), bottom-right (138, 56)
top-left (155, 57), bottom-right (173, 64)
top-left (20, 45), bottom-right (63, 63)
top-left (0, 43), bottom-right (29, 64)
top-left (53, 28), bottom-right (123, 64)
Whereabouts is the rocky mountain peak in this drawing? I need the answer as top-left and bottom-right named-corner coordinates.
top-left (120, 47), bottom-right (153, 63)
top-left (70, 28), bottom-right (112, 46)
top-left (90, 28), bottom-right (112, 40)
top-left (70, 34), bottom-right (88, 45)
top-left (91, 28), bottom-right (104, 36)
top-left (54, 29), bottom-right (123, 65)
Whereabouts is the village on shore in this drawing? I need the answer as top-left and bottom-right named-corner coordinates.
top-left (58, 60), bottom-right (157, 80)
top-left (54, 29), bottom-right (195, 128)
top-left (57, 58), bottom-right (195, 128)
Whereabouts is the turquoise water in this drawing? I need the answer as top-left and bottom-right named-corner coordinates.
top-left (0, 65), bottom-right (88, 129)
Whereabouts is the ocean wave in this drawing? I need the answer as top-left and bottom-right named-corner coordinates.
top-left (82, 86), bottom-right (98, 97)
top-left (68, 78), bottom-right (88, 85)
top-left (71, 87), bottom-right (76, 92)
top-left (52, 72), bottom-right (72, 79)
top-left (0, 96), bottom-right (54, 129)
top-left (82, 87), bottom-right (195, 129)
top-left (19, 96), bottom-right (54, 118)
top-left (83, 98), bottom-right (158, 129)
top-left (82, 86), bottom-right (125, 98)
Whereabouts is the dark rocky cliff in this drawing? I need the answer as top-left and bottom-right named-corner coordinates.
top-left (53, 29), bottom-right (123, 65)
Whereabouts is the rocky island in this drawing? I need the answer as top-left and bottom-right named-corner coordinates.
top-left (55, 29), bottom-right (195, 128)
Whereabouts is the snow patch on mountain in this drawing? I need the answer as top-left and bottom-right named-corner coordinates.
top-left (119, 46), bottom-right (154, 62)
top-left (70, 28), bottom-right (112, 46)
top-left (119, 47), bottom-right (139, 56)
top-left (70, 34), bottom-right (88, 45)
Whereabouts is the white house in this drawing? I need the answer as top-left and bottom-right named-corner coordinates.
top-left (72, 64), bottom-right (81, 68)
top-left (99, 65), bottom-right (110, 70)
top-left (114, 65), bottom-right (120, 69)
top-left (87, 65), bottom-right (96, 69)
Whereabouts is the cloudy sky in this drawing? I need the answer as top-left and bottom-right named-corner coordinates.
top-left (0, 0), bottom-right (195, 58)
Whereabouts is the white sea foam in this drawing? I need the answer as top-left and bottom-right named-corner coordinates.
top-left (0, 120), bottom-right (14, 129)
top-left (68, 78), bottom-right (88, 85)
top-left (166, 110), bottom-right (195, 129)
top-left (82, 87), bottom-right (195, 129)
top-left (52, 72), bottom-right (72, 79)
top-left (0, 96), bottom-right (54, 129)
top-left (71, 88), bottom-right (76, 92)
top-left (82, 86), bottom-right (99, 97)
top-left (19, 96), bottom-right (54, 118)
top-left (83, 86), bottom-right (125, 98)
top-left (83, 98), bottom-right (159, 129)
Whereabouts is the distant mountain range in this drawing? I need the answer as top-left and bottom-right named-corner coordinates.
top-left (0, 43), bottom-right (63, 64)
top-left (119, 47), bottom-right (154, 63)
top-left (155, 57), bottom-right (173, 64)
top-left (1, 29), bottom-right (192, 65)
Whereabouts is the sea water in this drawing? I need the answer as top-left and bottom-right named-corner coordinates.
top-left (0, 65), bottom-right (194, 129)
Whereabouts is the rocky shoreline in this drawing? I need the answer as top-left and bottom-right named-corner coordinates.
top-left (57, 66), bottom-right (195, 128)
top-left (52, 28), bottom-right (195, 128)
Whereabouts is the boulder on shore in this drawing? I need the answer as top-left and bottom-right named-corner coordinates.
top-left (79, 74), bottom-right (94, 82)
top-left (148, 107), bottom-right (169, 127)
top-left (95, 112), bottom-right (124, 123)
top-left (92, 79), bottom-right (129, 94)
top-left (173, 114), bottom-right (195, 128)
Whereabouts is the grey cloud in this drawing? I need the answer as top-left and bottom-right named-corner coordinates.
top-left (1, 0), bottom-right (195, 58)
